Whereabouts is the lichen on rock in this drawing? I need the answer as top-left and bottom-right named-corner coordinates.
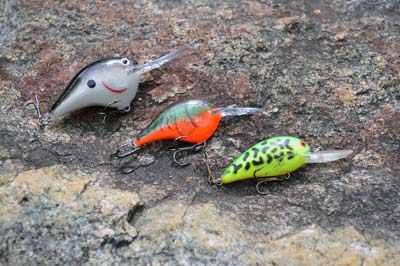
top-left (0, 166), bottom-right (141, 265)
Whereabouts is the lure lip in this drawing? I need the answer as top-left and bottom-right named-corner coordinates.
top-left (210, 106), bottom-right (263, 117)
top-left (305, 149), bottom-right (353, 164)
top-left (127, 44), bottom-right (191, 74)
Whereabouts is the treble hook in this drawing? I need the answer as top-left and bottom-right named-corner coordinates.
top-left (118, 157), bottom-right (140, 174)
top-left (110, 140), bottom-right (141, 159)
top-left (98, 101), bottom-right (131, 123)
top-left (98, 100), bottom-right (120, 122)
top-left (23, 95), bottom-right (50, 126)
top-left (172, 142), bottom-right (206, 166)
top-left (109, 140), bottom-right (142, 174)
top-left (192, 152), bottom-right (222, 185)
top-left (256, 180), bottom-right (270, 195)
top-left (255, 173), bottom-right (291, 195)
top-left (109, 152), bottom-right (141, 174)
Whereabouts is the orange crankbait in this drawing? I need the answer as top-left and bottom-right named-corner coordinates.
top-left (113, 99), bottom-right (262, 165)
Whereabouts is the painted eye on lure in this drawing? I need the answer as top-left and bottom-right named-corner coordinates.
top-left (218, 136), bottom-right (352, 185)
top-left (23, 44), bottom-right (191, 126)
top-left (300, 140), bottom-right (307, 148)
top-left (112, 99), bottom-right (263, 168)
top-left (87, 80), bottom-right (96, 88)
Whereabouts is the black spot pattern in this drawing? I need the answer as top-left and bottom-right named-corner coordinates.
top-left (243, 152), bottom-right (250, 161)
top-left (271, 139), bottom-right (285, 149)
top-left (271, 147), bottom-right (278, 153)
top-left (245, 162), bottom-right (251, 170)
top-left (252, 148), bottom-right (259, 158)
top-left (233, 163), bottom-right (242, 174)
top-left (287, 151), bottom-right (295, 160)
top-left (284, 139), bottom-right (293, 150)
top-left (267, 154), bottom-right (273, 163)
top-left (262, 145), bottom-right (270, 154)
top-left (252, 157), bottom-right (264, 166)
top-left (274, 152), bottom-right (285, 162)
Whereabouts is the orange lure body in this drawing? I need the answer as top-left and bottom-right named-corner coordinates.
top-left (135, 108), bottom-right (221, 147)
top-left (112, 100), bottom-right (262, 163)
top-left (126, 99), bottom-right (262, 149)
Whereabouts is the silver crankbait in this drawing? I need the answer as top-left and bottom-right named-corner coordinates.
top-left (24, 45), bottom-right (190, 126)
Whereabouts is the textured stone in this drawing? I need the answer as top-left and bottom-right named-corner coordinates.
top-left (0, 159), bottom-right (25, 187)
top-left (275, 16), bottom-right (303, 32)
top-left (0, 166), bottom-right (141, 265)
top-left (0, 0), bottom-right (400, 264)
top-left (127, 201), bottom-right (399, 265)
top-left (334, 31), bottom-right (351, 41)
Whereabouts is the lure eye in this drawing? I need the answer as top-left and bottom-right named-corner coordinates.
top-left (121, 58), bottom-right (129, 65)
top-left (87, 80), bottom-right (96, 88)
top-left (300, 140), bottom-right (307, 148)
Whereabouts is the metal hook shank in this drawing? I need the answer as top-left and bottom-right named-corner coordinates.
top-left (173, 142), bottom-right (206, 166)
top-left (192, 152), bottom-right (222, 185)
top-left (23, 95), bottom-right (49, 126)
top-left (255, 173), bottom-right (290, 195)
top-left (112, 142), bottom-right (141, 159)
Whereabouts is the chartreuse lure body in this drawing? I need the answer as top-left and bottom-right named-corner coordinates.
top-left (220, 136), bottom-right (352, 184)
top-left (114, 99), bottom-right (262, 158)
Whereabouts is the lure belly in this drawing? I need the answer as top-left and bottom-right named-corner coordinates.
top-left (114, 99), bottom-right (262, 158)
top-left (25, 45), bottom-right (190, 126)
top-left (220, 136), bottom-right (352, 184)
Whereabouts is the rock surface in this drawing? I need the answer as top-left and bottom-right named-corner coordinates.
top-left (0, 166), bottom-right (141, 265)
top-left (1, 0), bottom-right (399, 265)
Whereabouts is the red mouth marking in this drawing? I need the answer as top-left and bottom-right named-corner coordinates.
top-left (101, 81), bottom-right (128, 94)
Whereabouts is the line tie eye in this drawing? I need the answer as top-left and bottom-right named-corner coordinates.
top-left (87, 79), bottom-right (96, 88)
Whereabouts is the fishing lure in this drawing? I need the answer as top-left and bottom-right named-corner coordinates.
top-left (218, 136), bottom-right (352, 185)
top-left (24, 45), bottom-right (190, 126)
top-left (113, 99), bottom-right (262, 166)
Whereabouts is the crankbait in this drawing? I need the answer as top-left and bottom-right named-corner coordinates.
top-left (113, 99), bottom-right (262, 166)
top-left (218, 136), bottom-right (352, 185)
top-left (24, 45), bottom-right (190, 126)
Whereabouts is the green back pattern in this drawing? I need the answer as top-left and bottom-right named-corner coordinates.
top-left (137, 100), bottom-right (215, 139)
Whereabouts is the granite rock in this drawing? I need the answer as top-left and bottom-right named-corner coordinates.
top-left (0, 0), bottom-right (399, 264)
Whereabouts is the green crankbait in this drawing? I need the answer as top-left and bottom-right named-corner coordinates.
top-left (219, 136), bottom-right (352, 184)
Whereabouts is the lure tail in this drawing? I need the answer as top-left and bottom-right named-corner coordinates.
top-left (305, 150), bottom-right (352, 164)
top-left (129, 44), bottom-right (191, 74)
top-left (211, 106), bottom-right (263, 117)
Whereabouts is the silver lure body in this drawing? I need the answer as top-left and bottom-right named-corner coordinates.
top-left (48, 45), bottom-right (190, 120)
